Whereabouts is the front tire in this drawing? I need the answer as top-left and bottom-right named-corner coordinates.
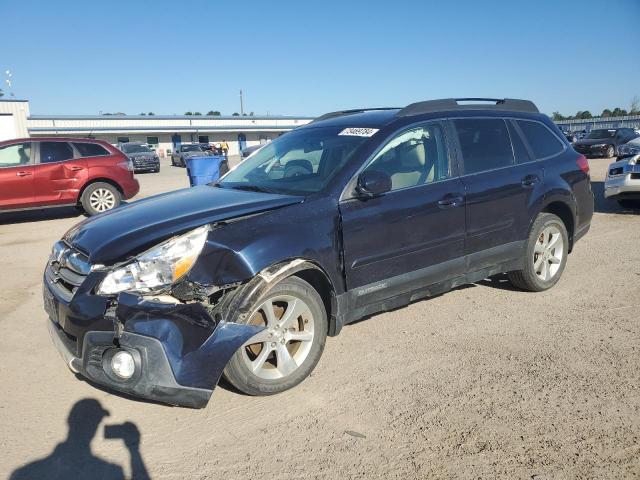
top-left (223, 276), bottom-right (327, 396)
top-left (508, 213), bottom-right (568, 292)
top-left (606, 145), bottom-right (615, 158)
top-left (80, 182), bottom-right (121, 216)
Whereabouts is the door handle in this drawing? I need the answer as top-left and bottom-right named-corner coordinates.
top-left (521, 175), bottom-right (540, 187)
top-left (438, 195), bottom-right (464, 209)
top-left (16, 171), bottom-right (32, 177)
top-left (66, 166), bottom-right (83, 171)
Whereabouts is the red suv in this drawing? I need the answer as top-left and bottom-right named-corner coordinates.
top-left (0, 137), bottom-right (139, 215)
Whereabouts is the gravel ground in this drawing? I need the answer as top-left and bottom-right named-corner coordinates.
top-left (0, 157), bottom-right (638, 479)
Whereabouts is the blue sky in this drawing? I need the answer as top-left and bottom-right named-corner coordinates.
top-left (1, 0), bottom-right (638, 117)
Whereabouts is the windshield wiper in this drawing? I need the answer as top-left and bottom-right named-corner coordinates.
top-left (228, 184), bottom-right (276, 194)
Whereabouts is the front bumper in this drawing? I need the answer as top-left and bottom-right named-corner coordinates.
top-left (574, 144), bottom-right (610, 157)
top-left (604, 160), bottom-right (640, 199)
top-left (44, 271), bottom-right (262, 408)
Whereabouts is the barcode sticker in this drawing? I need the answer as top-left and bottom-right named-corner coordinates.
top-left (338, 127), bottom-right (379, 137)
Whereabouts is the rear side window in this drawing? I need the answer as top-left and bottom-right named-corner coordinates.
top-left (73, 142), bottom-right (110, 157)
top-left (516, 120), bottom-right (564, 159)
top-left (0, 143), bottom-right (32, 168)
top-left (453, 118), bottom-right (514, 174)
top-left (39, 142), bottom-right (74, 163)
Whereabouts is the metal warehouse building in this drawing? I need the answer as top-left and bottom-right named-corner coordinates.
top-left (0, 99), bottom-right (313, 156)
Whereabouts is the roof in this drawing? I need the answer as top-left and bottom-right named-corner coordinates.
top-left (304, 109), bottom-right (400, 129)
top-left (28, 114), bottom-right (314, 121)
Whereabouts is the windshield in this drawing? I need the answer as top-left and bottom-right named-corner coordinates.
top-left (182, 145), bottom-right (203, 152)
top-left (587, 129), bottom-right (616, 139)
top-left (219, 126), bottom-right (369, 195)
top-left (122, 144), bottom-right (151, 153)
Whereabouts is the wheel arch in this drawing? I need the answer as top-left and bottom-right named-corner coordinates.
top-left (539, 200), bottom-right (576, 251)
top-left (222, 259), bottom-right (340, 337)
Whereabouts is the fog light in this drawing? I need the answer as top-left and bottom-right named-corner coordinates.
top-left (110, 350), bottom-right (135, 379)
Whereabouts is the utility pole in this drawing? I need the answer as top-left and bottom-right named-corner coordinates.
top-left (239, 89), bottom-right (244, 116)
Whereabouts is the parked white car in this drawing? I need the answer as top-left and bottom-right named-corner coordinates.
top-left (604, 137), bottom-right (640, 207)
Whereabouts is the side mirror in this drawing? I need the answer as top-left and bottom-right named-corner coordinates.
top-left (356, 170), bottom-right (391, 198)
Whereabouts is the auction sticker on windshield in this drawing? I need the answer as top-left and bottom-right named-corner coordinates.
top-left (338, 127), bottom-right (379, 137)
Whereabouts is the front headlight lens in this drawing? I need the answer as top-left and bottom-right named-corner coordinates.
top-left (618, 144), bottom-right (640, 158)
top-left (97, 225), bottom-right (209, 295)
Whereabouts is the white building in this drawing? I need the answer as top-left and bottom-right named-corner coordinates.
top-left (0, 99), bottom-right (313, 156)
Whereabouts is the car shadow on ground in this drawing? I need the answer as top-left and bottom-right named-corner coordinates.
top-left (0, 206), bottom-right (84, 225)
top-left (591, 181), bottom-right (640, 215)
top-left (8, 398), bottom-right (150, 480)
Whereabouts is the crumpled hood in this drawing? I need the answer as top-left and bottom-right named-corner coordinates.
top-left (65, 186), bottom-right (303, 264)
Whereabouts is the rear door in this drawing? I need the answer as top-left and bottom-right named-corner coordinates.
top-left (0, 141), bottom-right (35, 209)
top-left (453, 117), bottom-right (545, 265)
top-left (33, 141), bottom-right (88, 206)
top-left (340, 121), bottom-right (466, 302)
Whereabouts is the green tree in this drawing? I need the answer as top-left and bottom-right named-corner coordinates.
top-left (148, 112), bottom-right (155, 116)
top-left (206, 110), bottom-right (221, 116)
top-left (630, 96), bottom-right (640, 115)
top-left (232, 112), bottom-right (240, 116)
top-left (612, 107), bottom-right (627, 117)
top-left (139, 113), bottom-right (146, 116)
top-left (194, 112), bottom-right (202, 115)
top-left (601, 109), bottom-right (612, 117)
top-left (184, 111), bottom-right (193, 115)
top-left (0, 88), bottom-right (3, 98)
top-left (552, 111), bottom-right (566, 121)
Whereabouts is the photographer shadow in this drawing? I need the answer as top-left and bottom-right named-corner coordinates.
top-left (10, 398), bottom-right (149, 480)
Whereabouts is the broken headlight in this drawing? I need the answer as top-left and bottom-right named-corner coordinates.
top-left (96, 225), bottom-right (209, 295)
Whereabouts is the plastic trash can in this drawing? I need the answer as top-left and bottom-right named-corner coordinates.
top-left (185, 155), bottom-right (226, 186)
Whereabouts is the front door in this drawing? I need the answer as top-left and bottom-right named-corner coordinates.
top-left (0, 141), bottom-right (35, 209)
top-left (340, 121), bottom-right (466, 304)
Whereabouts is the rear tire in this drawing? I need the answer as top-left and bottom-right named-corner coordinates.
top-left (80, 182), bottom-right (121, 216)
top-left (223, 276), bottom-right (327, 396)
top-left (508, 213), bottom-right (568, 292)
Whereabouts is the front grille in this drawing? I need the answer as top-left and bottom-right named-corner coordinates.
top-left (45, 241), bottom-right (90, 302)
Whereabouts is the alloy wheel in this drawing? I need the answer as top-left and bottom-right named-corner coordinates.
top-left (241, 295), bottom-right (315, 380)
top-left (89, 188), bottom-right (116, 212)
top-left (533, 225), bottom-right (564, 281)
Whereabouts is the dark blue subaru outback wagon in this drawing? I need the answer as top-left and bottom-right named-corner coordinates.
top-left (44, 98), bottom-right (594, 407)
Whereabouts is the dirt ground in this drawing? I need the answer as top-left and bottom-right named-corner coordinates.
top-left (1, 157), bottom-right (638, 479)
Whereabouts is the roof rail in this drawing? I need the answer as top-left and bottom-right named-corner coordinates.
top-left (396, 98), bottom-right (539, 117)
top-left (311, 107), bottom-right (399, 124)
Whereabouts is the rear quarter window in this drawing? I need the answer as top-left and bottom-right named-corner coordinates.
top-left (72, 142), bottom-right (110, 157)
top-left (516, 120), bottom-right (564, 159)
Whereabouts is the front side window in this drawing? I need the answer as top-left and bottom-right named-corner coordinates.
top-left (363, 123), bottom-right (450, 191)
top-left (516, 120), bottom-right (564, 159)
top-left (0, 143), bottom-right (32, 168)
top-left (454, 118), bottom-right (514, 174)
top-left (73, 142), bottom-right (110, 157)
top-left (586, 129), bottom-right (615, 139)
top-left (39, 142), bottom-right (74, 164)
top-left (219, 126), bottom-right (369, 195)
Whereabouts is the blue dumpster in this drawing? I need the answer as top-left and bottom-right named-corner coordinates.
top-left (185, 155), bottom-right (226, 186)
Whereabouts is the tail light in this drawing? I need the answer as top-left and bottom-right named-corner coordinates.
top-left (576, 154), bottom-right (589, 174)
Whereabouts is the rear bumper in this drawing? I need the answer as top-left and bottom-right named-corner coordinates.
top-left (120, 176), bottom-right (140, 200)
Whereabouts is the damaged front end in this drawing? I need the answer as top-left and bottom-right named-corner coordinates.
top-left (44, 233), bottom-right (269, 408)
